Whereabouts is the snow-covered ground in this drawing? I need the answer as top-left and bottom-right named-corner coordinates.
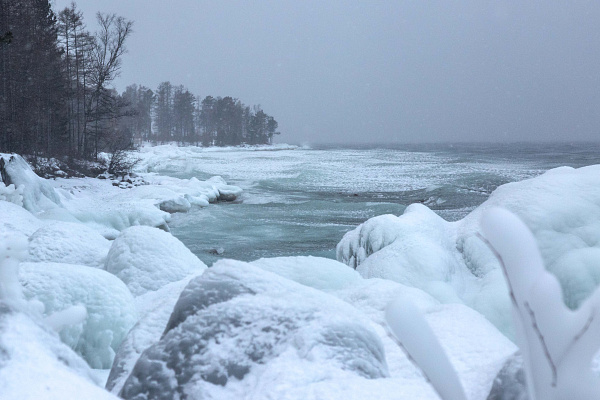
top-left (2, 147), bottom-right (600, 399)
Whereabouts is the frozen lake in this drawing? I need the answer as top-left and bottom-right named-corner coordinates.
top-left (149, 143), bottom-right (600, 265)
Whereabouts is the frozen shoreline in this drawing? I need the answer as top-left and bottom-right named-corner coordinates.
top-left (2, 147), bottom-right (600, 399)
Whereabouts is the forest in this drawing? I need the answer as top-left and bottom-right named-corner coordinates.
top-left (0, 0), bottom-right (280, 162)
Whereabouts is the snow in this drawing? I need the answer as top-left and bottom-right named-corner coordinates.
top-left (250, 256), bottom-right (362, 292)
top-left (19, 261), bottom-right (137, 369)
top-left (107, 274), bottom-right (199, 394)
top-left (0, 153), bottom-right (62, 213)
top-left (118, 261), bottom-right (392, 400)
top-left (0, 182), bottom-right (23, 206)
top-left (337, 165), bottom-right (600, 339)
top-left (0, 303), bottom-right (119, 400)
top-left (0, 200), bottom-right (43, 237)
top-left (28, 222), bottom-right (111, 267)
top-left (386, 297), bottom-right (468, 400)
top-left (481, 208), bottom-right (600, 399)
top-left (105, 226), bottom-right (207, 296)
top-left (51, 171), bottom-right (241, 238)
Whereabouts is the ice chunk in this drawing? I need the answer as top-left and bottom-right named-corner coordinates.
top-left (19, 261), bottom-right (137, 369)
top-left (105, 226), bottom-right (207, 296)
top-left (28, 222), bottom-right (111, 268)
top-left (0, 303), bottom-right (119, 400)
top-left (119, 261), bottom-right (389, 399)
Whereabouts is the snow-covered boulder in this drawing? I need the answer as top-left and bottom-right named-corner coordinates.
top-left (106, 275), bottom-right (199, 394)
top-left (118, 260), bottom-right (389, 400)
top-left (337, 165), bottom-right (600, 337)
top-left (105, 226), bottom-right (207, 296)
top-left (0, 200), bottom-right (43, 237)
top-left (28, 222), bottom-right (111, 268)
top-left (0, 303), bottom-right (119, 400)
top-left (250, 256), bottom-right (362, 292)
top-left (0, 153), bottom-right (62, 213)
top-left (19, 262), bottom-right (137, 369)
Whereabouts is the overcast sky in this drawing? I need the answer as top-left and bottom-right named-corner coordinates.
top-left (52, 0), bottom-right (600, 144)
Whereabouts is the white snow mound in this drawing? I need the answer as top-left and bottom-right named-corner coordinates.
top-left (28, 222), bottom-right (111, 267)
top-left (337, 164), bottom-right (600, 338)
top-left (105, 226), bottom-right (207, 296)
top-left (19, 261), bottom-right (137, 369)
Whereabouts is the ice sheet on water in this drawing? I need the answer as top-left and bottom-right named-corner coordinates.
top-left (105, 226), bottom-right (207, 296)
top-left (20, 261), bottom-right (137, 369)
top-left (118, 260), bottom-right (389, 400)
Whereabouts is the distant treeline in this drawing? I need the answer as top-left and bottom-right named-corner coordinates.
top-left (0, 0), bottom-right (280, 161)
top-left (123, 82), bottom-right (280, 146)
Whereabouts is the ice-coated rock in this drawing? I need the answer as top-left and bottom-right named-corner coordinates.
top-left (0, 153), bottom-right (62, 213)
top-left (487, 353), bottom-right (528, 400)
top-left (250, 256), bottom-right (362, 292)
top-left (0, 302), bottom-right (118, 400)
top-left (19, 262), bottom-right (137, 369)
top-left (28, 222), bottom-right (111, 268)
top-left (106, 275), bottom-right (199, 394)
top-left (337, 165), bottom-right (600, 337)
top-left (105, 226), bottom-right (207, 296)
top-left (0, 200), bottom-right (43, 237)
top-left (119, 261), bottom-right (389, 400)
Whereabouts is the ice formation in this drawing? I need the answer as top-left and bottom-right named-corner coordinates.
top-left (20, 261), bottom-right (137, 369)
top-left (481, 208), bottom-right (600, 399)
top-left (118, 261), bottom-right (390, 400)
top-left (28, 222), bottom-right (112, 267)
top-left (250, 255), bottom-right (362, 292)
top-left (337, 165), bottom-right (600, 338)
top-left (0, 154), bottom-right (62, 213)
top-left (0, 233), bottom-right (118, 399)
top-left (105, 226), bottom-right (207, 296)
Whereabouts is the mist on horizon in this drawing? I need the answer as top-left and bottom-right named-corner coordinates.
top-left (52, 0), bottom-right (600, 144)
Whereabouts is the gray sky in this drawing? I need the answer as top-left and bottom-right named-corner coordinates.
top-left (52, 0), bottom-right (600, 144)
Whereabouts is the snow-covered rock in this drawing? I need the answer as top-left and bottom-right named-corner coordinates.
top-left (0, 303), bottom-right (119, 400)
top-left (19, 262), bottom-right (137, 369)
top-left (0, 153), bottom-right (62, 213)
top-left (118, 260), bottom-right (390, 400)
top-left (28, 222), bottom-right (111, 268)
top-left (106, 275), bottom-right (199, 394)
top-left (105, 226), bottom-right (207, 296)
top-left (0, 200), bottom-right (43, 237)
top-left (250, 256), bottom-right (362, 292)
top-left (337, 165), bottom-right (600, 338)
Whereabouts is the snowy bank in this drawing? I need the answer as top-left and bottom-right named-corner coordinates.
top-left (0, 152), bottom-right (242, 239)
top-left (337, 165), bottom-right (600, 338)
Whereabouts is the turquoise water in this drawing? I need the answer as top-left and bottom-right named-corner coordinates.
top-left (156, 143), bottom-right (600, 265)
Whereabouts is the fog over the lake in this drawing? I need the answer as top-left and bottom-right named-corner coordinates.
top-left (52, 0), bottom-right (600, 144)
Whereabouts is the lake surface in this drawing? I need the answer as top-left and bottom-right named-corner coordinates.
top-left (154, 142), bottom-right (600, 265)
